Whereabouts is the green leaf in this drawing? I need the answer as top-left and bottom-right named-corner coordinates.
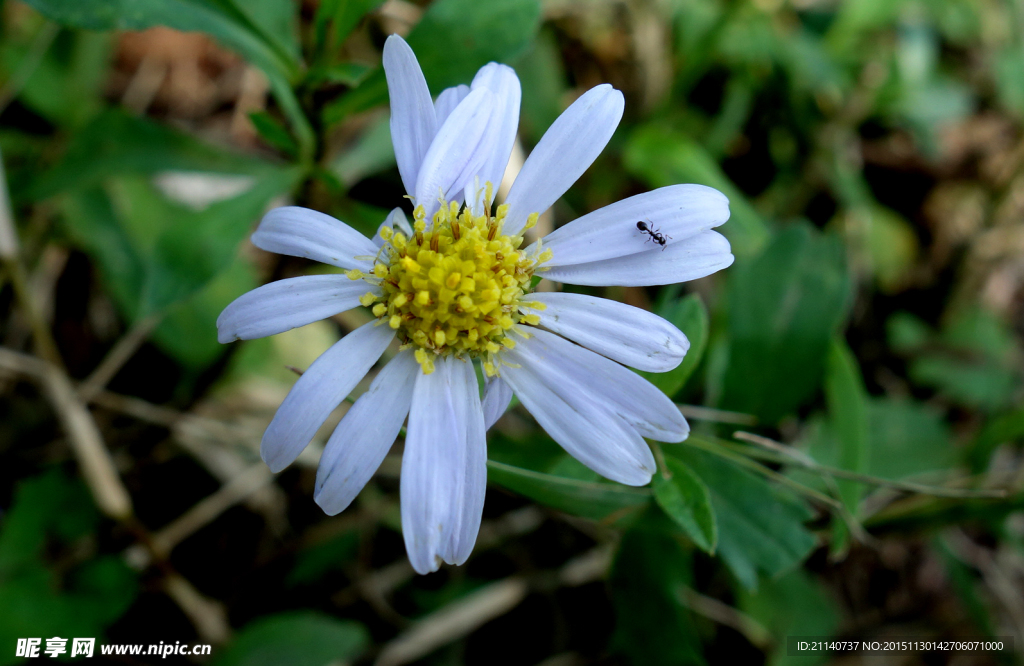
top-left (512, 29), bottom-right (568, 142)
top-left (213, 612), bottom-right (368, 666)
top-left (152, 256), bottom-right (258, 368)
top-left (823, 338), bottom-right (869, 554)
top-left (21, 0), bottom-right (296, 77)
top-left (286, 532), bottom-right (360, 588)
top-left (58, 168), bottom-right (298, 324)
top-left (328, 114), bottom-right (395, 187)
top-left (324, 0), bottom-right (542, 124)
top-left (0, 29), bottom-right (111, 129)
top-left (0, 471), bottom-right (138, 663)
top-left (313, 0), bottom-right (385, 61)
top-left (719, 224), bottom-right (851, 424)
top-left (674, 446), bottom-right (816, 591)
top-left (610, 527), bottom-right (704, 666)
top-left (652, 455), bottom-right (717, 553)
top-left (56, 187), bottom-right (147, 318)
top-left (141, 167), bottom-right (302, 313)
top-left (28, 110), bottom-right (273, 201)
top-left (487, 460), bottom-right (651, 523)
top-left (624, 123), bottom-right (771, 257)
top-left (306, 62), bottom-right (373, 87)
top-left (640, 292), bottom-right (708, 399)
top-left (21, 0), bottom-right (312, 156)
top-left (739, 569), bottom-right (840, 666)
top-left (249, 111), bottom-right (298, 157)
top-left (824, 338), bottom-right (869, 513)
top-left (223, 0), bottom-right (299, 64)
top-left (800, 397), bottom-right (957, 488)
top-left (865, 398), bottom-right (955, 480)
top-left (909, 357), bottom-right (1017, 411)
top-left (967, 408), bottom-right (1024, 473)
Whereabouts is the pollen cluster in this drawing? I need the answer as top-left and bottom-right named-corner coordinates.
top-left (354, 196), bottom-right (550, 375)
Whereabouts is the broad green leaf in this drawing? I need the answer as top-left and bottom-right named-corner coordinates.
top-left (910, 357), bottom-right (1017, 411)
top-left (56, 187), bottom-right (147, 317)
top-left (28, 110), bottom-right (273, 201)
top-left (886, 311), bottom-right (932, 353)
top-left (0, 471), bottom-right (137, 665)
top-left (940, 306), bottom-right (1015, 357)
top-left (140, 167), bottom-right (302, 313)
top-left (329, 114), bottom-right (395, 187)
top-left (212, 612), bottom-right (368, 666)
top-left (624, 124), bottom-right (770, 257)
top-left (823, 338), bottom-right (869, 554)
top-left (674, 446), bottom-right (816, 591)
top-left (967, 408), bottom-right (1024, 473)
top-left (223, 0), bottom-right (299, 64)
top-left (995, 47), bottom-right (1024, 118)
top-left (891, 307), bottom-right (1021, 411)
top-left (58, 168), bottom-right (298, 324)
top-left (21, 0), bottom-right (312, 154)
top-left (152, 256), bottom-right (258, 368)
top-left (801, 398), bottom-right (956, 485)
top-left (652, 455), bottom-right (717, 553)
top-left (824, 338), bottom-right (869, 513)
top-left (0, 29), bottom-right (110, 129)
top-left (719, 224), bottom-right (851, 424)
top-left (21, 0), bottom-right (295, 78)
top-left (611, 527), bottom-right (704, 666)
top-left (323, 0), bottom-right (542, 123)
top-left (865, 398), bottom-right (955, 480)
top-left (487, 460), bottom-right (651, 522)
top-left (640, 291), bottom-right (708, 399)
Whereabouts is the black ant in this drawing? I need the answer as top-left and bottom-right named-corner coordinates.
top-left (636, 220), bottom-right (671, 249)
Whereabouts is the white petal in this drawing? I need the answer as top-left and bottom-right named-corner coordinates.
top-left (415, 87), bottom-right (496, 219)
top-left (401, 357), bottom-right (486, 573)
top-left (372, 207), bottom-right (412, 248)
top-left (539, 185), bottom-right (730, 266)
top-left (217, 275), bottom-right (377, 343)
top-left (261, 321), bottom-right (395, 473)
top-left (516, 328), bottom-right (688, 442)
top-left (541, 229), bottom-right (734, 287)
top-left (435, 84), bottom-right (469, 126)
top-left (482, 374), bottom-right (513, 430)
top-left (503, 85), bottom-right (624, 236)
top-left (314, 350), bottom-right (418, 515)
top-left (384, 34), bottom-right (437, 197)
top-left (521, 292), bottom-right (689, 372)
top-left (463, 63), bottom-right (521, 214)
top-left (251, 206), bottom-right (378, 271)
top-left (501, 347), bottom-right (655, 486)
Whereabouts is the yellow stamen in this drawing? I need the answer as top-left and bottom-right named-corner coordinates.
top-left (360, 184), bottom-right (548, 373)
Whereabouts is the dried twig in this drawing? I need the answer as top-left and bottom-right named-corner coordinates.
top-left (0, 346), bottom-right (133, 519)
top-left (678, 404), bottom-right (758, 426)
top-left (374, 543), bottom-right (609, 666)
top-left (78, 313), bottom-right (163, 402)
top-left (150, 464), bottom-right (273, 558)
top-left (162, 574), bottom-right (232, 645)
top-left (734, 431), bottom-right (1007, 499)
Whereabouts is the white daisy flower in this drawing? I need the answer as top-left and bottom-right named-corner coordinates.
top-left (217, 35), bottom-right (734, 574)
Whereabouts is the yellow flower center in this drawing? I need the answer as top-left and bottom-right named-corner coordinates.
top-left (352, 189), bottom-right (551, 375)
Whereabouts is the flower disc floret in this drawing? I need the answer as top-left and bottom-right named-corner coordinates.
top-left (355, 192), bottom-right (550, 375)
